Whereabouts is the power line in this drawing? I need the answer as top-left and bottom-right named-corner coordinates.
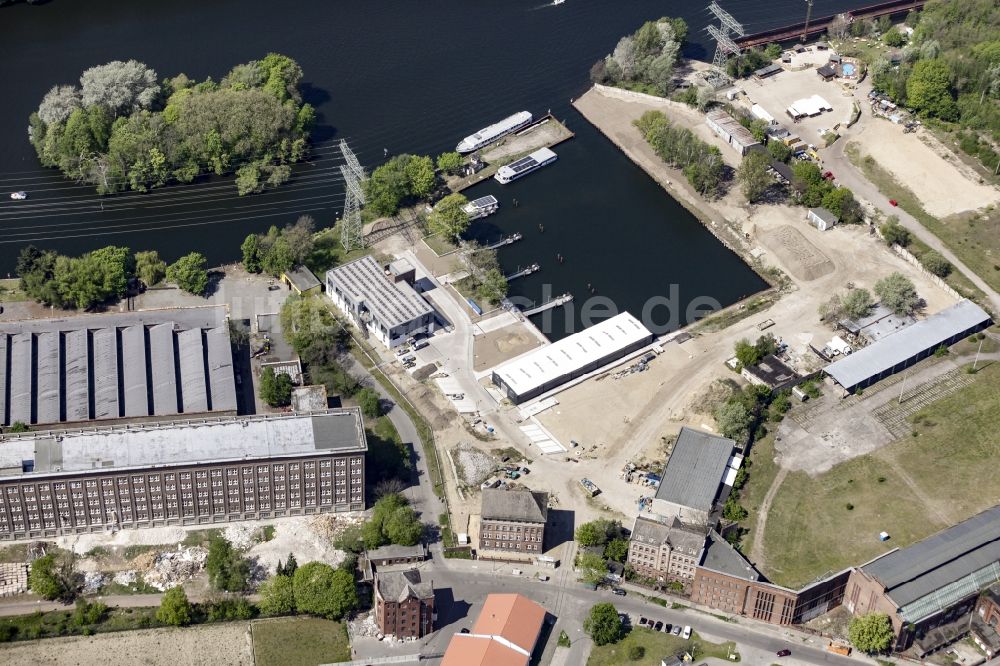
top-left (338, 139), bottom-right (366, 251)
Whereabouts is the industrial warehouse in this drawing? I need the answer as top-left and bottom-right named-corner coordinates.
top-left (0, 410), bottom-right (368, 540)
top-left (0, 306), bottom-right (238, 428)
top-left (490, 311), bottom-right (654, 404)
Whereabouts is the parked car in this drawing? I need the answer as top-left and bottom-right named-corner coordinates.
top-left (664, 623), bottom-right (672, 633)
top-left (638, 617), bottom-right (648, 627)
top-left (460, 628), bottom-right (469, 634)
top-left (612, 588), bottom-right (626, 596)
top-left (9, 191), bottom-right (27, 200)
top-left (671, 625), bottom-right (682, 636)
top-left (682, 625), bottom-right (692, 639)
top-left (653, 621), bottom-right (663, 632)
top-left (776, 649), bottom-right (791, 657)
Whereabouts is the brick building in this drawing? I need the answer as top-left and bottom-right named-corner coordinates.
top-left (972, 584), bottom-right (1000, 658)
top-left (366, 543), bottom-right (427, 569)
top-left (844, 504), bottom-right (1000, 655)
top-left (0, 410), bottom-right (367, 541)
top-left (374, 568), bottom-right (435, 639)
top-left (627, 515), bottom-right (704, 582)
top-left (479, 488), bottom-right (547, 557)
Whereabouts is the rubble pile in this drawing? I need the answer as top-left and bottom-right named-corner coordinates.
top-left (349, 611), bottom-right (382, 639)
top-left (223, 524), bottom-right (260, 551)
top-left (455, 443), bottom-right (497, 486)
top-left (81, 571), bottom-right (108, 595)
top-left (113, 570), bottom-right (138, 586)
top-left (140, 546), bottom-right (208, 591)
top-left (307, 513), bottom-right (364, 541)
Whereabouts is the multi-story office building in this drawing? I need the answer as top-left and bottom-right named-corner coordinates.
top-left (479, 488), bottom-right (547, 557)
top-left (0, 410), bottom-right (367, 541)
top-left (627, 515), bottom-right (704, 582)
top-left (374, 568), bottom-right (435, 639)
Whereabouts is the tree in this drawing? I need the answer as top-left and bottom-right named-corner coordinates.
top-left (737, 149), bottom-right (772, 203)
top-left (293, 562), bottom-right (358, 619)
top-left (28, 555), bottom-right (67, 601)
top-left (476, 269), bottom-right (508, 304)
top-left (848, 612), bottom-right (894, 654)
top-left (135, 250), bottom-right (166, 287)
top-left (167, 252), bottom-right (209, 296)
top-left (828, 13), bottom-right (851, 40)
top-left (206, 535), bottom-right (251, 592)
top-left (80, 60), bottom-right (159, 116)
top-left (842, 288), bottom-right (874, 319)
top-left (767, 140), bottom-right (792, 163)
top-left (577, 552), bottom-right (610, 586)
top-left (260, 366), bottom-right (293, 407)
top-left (713, 400), bottom-right (753, 441)
top-left (883, 26), bottom-right (907, 47)
top-left (436, 151), bottom-right (463, 174)
top-left (37, 85), bottom-right (82, 125)
top-left (604, 538), bottom-right (629, 563)
top-left (357, 387), bottom-right (381, 419)
top-left (734, 338), bottom-right (762, 368)
top-left (258, 574), bottom-right (296, 616)
top-left (880, 218), bottom-right (911, 247)
top-left (241, 234), bottom-right (263, 273)
top-left (281, 215), bottom-right (316, 266)
top-left (157, 587), bottom-right (192, 626)
top-left (584, 602), bottom-right (623, 646)
top-left (874, 272), bottom-right (919, 316)
top-left (907, 59), bottom-right (958, 120)
top-left (404, 155), bottom-right (436, 198)
top-left (920, 250), bottom-right (952, 277)
top-left (427, 193), bottom-right (471, 240)
top-left (385, 506), bottom-right (424, 546)
top-left (575, 519), bottom-right (621, 547)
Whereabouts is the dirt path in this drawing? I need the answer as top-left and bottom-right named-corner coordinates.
top-left (748, 466), bottom-right (789, 568)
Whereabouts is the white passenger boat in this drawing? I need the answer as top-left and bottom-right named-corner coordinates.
top-left (462, 195), bottom-right (500, 220)
top-left (494, 147), bottom-right (558, 184)
top-left (456, 111), bottom-right (533, 154)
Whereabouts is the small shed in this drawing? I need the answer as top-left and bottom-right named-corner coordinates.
top-left (281, 265), bottom-right (322, 296)
top-left (815, 41), bottom-right (829, 51)
top-left (754, 63), bottom-right (783, 80)
top-left (387, 258), bottom-right (417, 285)
top-left (770, 161), bottom-right (794, 184)
top-left (817, 64), bottom-right (837, 81)
top-left (808, 207), bottom-right (839, 231)
top-left (828, 53), bottom-right (843, 64)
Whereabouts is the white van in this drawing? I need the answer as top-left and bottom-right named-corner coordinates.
top-left (682, 625), bottom-right (692, 639)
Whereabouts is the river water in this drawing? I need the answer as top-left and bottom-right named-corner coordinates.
top-left (0, 0), bottom-right (864, 337)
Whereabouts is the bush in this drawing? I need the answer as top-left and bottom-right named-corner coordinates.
top-left (28, 554), bottom-right (77, 602)
top-left (259, 366), bottom-right (293, 407)
top-left (157, 587), bottom-right (192, 626)
top-left (293, 562), bottom-right (358, 620)
top-left (357, 387), bottom-right (381, 419)
top-left (880, 218), bottom-right (911, 247)
top-left (628, 644), bottom-right (645, 660)
top-left (166, 252), bottom-right (209, 296)
top-left (72, 599), bottom-right (108, 626)
top-left (849, 612), bottom-right (894, 653)
top-left (258, 575), bottom-right (296, 616)
top-left (206, 536), bottom-right (251, 593)
top-left (920, 250), bottom-right (952, 277)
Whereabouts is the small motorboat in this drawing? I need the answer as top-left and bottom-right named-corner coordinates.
top-left (10, 191), bottom-right (27, 200)
top-left (553, 0), bottom-right (565, 4)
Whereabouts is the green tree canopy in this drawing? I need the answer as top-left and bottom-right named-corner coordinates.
top-left (436, 151), bottom-right (463, 174)
top-left (260, 366), bottom-right (293, 407)
top-left (713, 400), bottom-right (753, 441)
top-left (364, 154), bottom-right (439, 216)
top-left (577, 552), bottom-right (610, 585)
top-left (584, 602), bottom-right (623, 646)
top-left (362, 493), bottom-right (423, 549)
top-left (920, 250), bottom-right (952, 277)
top-left (874, 272), bottom-right (919, 315)
top-left (575, 519), bottom-right (622, 547)
top-left (842, 288), bottom-right (874, 319)
top-left (907, 59), bottom-right (958, 120)
top-left (279, 294), bottom-right (349, 367)
top-left (476, 268), bottom-right (508, 304)
top-left (258, 574), bottom-right (296, 616)
top-left (135, 250), bottom-right (166, 287)
top-left (206, 535), bottom-right (251, 592)
top-left (848, 612), bottom-right (894, 654)
top-left (293, 562), bottom-right (358, 620)
top-left (28, 555), bottom-right (69, 601)
top-left (167, 252), bottom-right (209, 296)
top-left (736, 149), bottom-right (772, 203)
top-left (880, 218), bottom-right (911, 247)
top-left (604, 538), bottom-right (629, 563)
top-left (357, 387), bottom-right (381, 419)
top-left (384, 506), bottom-right (424, 546)
top-left (427, 193), bottom-right (471, 240)
top-left (241, 233), bottom-right (263, 273)
top-left (156, 587), bottom-right (193, 626)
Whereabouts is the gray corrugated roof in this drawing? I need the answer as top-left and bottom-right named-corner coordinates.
top-left (368, 544), bottom-right (426, 560)
top-left (377, 569), bottom-right (434, 603)
top-left (35, 332), bottom-right (60, 425)
top-left (827, 300), bottom-right (991, 389)
top-left (65, 329), bottom-right (89, 422)
top-left (809, 207), bottom-right (838, 224)
top-left (9, 334), bottom-right (32, 425)
top-left (206, 327), bottom-right (237, 412)
top-left (654, 427), bottom-right (735, 512)
top-left (699, 530), bottom-right (761, 581)
top-left (284, 265), bottom-right (321, 291)
top-left (92, 327), bottom-right (119, 420)
top-left (149, 323), bottom-right (178, 416)
top-left (0, 334), bottom-right (7, 425)
top-left (630, 516), bottom-right (705, 556)
top-left (481, 488), bottom-right (548, 523)
top-left (122, 325), bottom-right (148, 418)
top-left (327, 255), bottom-right (434, 330)
top-left (862, 504), bottom-right (1000, 608)
top-left (177, 328), bottom-right (208, 414)
top-left (0, 306), bottom-right (228, 336)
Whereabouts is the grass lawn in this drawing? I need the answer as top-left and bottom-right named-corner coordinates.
top-left (0, 606), bottom-right (163, 642)
top-left (761, 361), bottom-right (1000, 589)
top-left (252, 617), bottom-right (350, 666)
top-left (587, 628), bottom-right (738, 665)
top-left (423, 233), bottom-right (459, 257)
top-left (737, 430), bottom-right (781, 549)
top-left (845, 142), bottom-right (998, 299)
top-left (0, 278), bottom-right (28, 302)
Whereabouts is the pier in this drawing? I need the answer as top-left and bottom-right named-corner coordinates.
top-left (735, 0), bottom-right (925, 48)
top-left (480, 232), bottom-right (523, 251)
top-left (522, 293), bottom-right (573, 317)
top-left (505, 263), bottom-right (540, 282)
top-left (445, 114), bottom-right (575, 193)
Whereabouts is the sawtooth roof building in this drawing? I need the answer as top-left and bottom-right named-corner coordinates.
top-left (491, 312), bottom-right (653, 404)
top-left (0, 306), bottom-right (237, 428)
top-left (826, 300), bottom-right (991, 392)
top-left (846, 504), bottom-right (1000, 654)
top-left (652, 427), bottom-right (742, 526)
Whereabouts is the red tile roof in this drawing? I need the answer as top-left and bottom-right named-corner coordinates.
top-left (440, 593), bottom-right (547, 666)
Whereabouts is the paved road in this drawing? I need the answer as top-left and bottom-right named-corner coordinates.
top-left (822, 81), bottom-right (1000, 313)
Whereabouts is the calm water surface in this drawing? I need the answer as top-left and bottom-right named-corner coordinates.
top-left (0, 0), bottom-right (864, 336)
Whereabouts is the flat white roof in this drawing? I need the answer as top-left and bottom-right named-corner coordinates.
top-left (492, 312), bottom-right (652, 396)
top-left (0, 410), bottom-right (367, 480)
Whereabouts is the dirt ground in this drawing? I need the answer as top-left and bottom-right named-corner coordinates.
top-left (472, 322), bottom-right (545, 372)
top-left (0, 622), bottom-right (253, 665)
top-left (847, 121), bottom-right (1000, 218)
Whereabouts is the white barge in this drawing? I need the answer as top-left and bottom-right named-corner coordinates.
top-left (494, 147), bottom-right (558, 184)
top-left (456, 111), bottom-right (533, 154)
top-left (462, 195), bottom-right (500, 220)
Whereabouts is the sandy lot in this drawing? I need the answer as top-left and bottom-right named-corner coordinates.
top-left (0, 622), bottom-right (253, 666)
top-left (472, 323), bottom-right (544, 372)
top-left (847, 122), bottom-right (1000, 218)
